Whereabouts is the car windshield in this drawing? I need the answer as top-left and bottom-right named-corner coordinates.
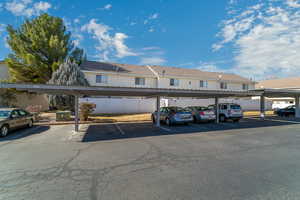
top-left (0, 110), bottom-right (11, 118)
top-left (230, 105), bottom-right (241, 109)
top-left (169, 107), bottom-right (186, 112)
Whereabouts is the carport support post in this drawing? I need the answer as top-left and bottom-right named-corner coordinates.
top-left (295, 96), bottom-right (300, 118)
top-left (260, 95), bottom-right (265, 120)
top-left (74, 95), bottom-right (79, 132)
top-left (156, 96), bottom-right (161, 127)
top-left (215, 97), bottom-right (219, 123)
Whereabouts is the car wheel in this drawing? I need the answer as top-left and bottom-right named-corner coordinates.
top-left (219, 115), bottom-right (226, 122)
top-left (166, 118), bottom-right (171, 126)
top-left (1, 125), bottom-right (9, 137)
top-left (28, 119), bottom-right (33, 128)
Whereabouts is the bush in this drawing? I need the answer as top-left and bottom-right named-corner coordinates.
top-left (80, 102), bottom-right (96, 121)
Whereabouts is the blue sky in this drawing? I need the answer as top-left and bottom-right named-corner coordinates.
top-left (1, 0), bottom-right (300, 80)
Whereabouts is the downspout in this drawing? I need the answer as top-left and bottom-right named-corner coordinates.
top-left (147, 65), bottom-right (160, 88)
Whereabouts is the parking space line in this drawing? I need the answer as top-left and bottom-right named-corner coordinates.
top-left (114, 123), bottom-right (125, 135)
top-left (158, 126), bottom-right (172, 132)
top-left (245, 117), bottom-right (300, 124)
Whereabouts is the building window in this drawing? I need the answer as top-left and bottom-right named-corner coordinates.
top-left (170, 78), bottom-right (179, 86)
top-left (220, 82), bottom-right (227, 89)
top-left (96, 74), bottom-right (108, 83)
top-left (242, 84), bottom-right (249, 90)
top-left (200, 80), bottom-right (208, 88)
top-left (135, 77), bottom-right (145, 85)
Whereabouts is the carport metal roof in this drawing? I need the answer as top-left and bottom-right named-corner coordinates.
top-left (254, 88), bottom-right (300, 98)
top-left (0, 83), bottom-right (262, 98)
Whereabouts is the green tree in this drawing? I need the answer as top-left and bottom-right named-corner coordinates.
top-left (6, 13), bottom-right (85, 83)
top-left (47, 59), bottom-right (89, 111)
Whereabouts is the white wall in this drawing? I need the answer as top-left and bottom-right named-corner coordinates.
top-left (80, 97), bottom-right (165, 114)
top-left (84, 71), bottom-right (255, 91)
top-left (167, 98), bottom-right (272, 111)
top-left (84, 72), bottom-right (157, 88)
top-left (79, 97), bottom-right (272, 114)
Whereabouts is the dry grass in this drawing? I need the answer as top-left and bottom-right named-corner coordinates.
top-left (243, 110), bottom-right (274, 116)
top-left (90, 113), bottom-right (151, 122)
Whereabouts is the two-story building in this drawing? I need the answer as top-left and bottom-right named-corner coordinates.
top-left (81, 61), bottom-right (255, 91)
top-left (80, 61), bottom-right (257, 113)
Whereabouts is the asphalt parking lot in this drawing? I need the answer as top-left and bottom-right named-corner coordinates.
top-left (1, 117), bottom-right (300, 200)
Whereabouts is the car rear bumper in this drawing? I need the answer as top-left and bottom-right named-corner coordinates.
top-left (172, 117), bottom-right (193, 123)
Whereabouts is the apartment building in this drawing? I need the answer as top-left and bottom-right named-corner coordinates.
top-left (81, 61), bottom-right (255, 91)
top-left (80, 61), bottom-right (257, 113)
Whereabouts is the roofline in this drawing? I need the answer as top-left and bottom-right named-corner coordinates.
top-left (0, 83), bottom-right (261, 98)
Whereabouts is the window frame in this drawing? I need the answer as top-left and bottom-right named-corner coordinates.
top-left (242, 83), bottom-right (249, 90)
top-left (200, 80), bottom-right (208, 88)
top-left (170, 78), bottom-right (179, 86)
top-left (220, 82), bottom-right (228, 89)
top-left (135, 77), bottom-right (146, 86)
top-left (95, 74), bottom-right (108, 84)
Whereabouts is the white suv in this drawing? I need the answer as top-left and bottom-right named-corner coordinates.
top-left (208, 103), bottom-right (243, 122)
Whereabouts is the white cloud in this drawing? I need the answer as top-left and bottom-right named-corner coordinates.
top-left (100, 4), bottom-right (112, 10)
top-left (129, 22), bottom-right (137, 26)
top-left (142, 46), bottom-right (161, 51)
top-left (82, 19), bottom-right (137, 61)
top-left (140, 57), bottom-right (166, 65)
top-left (149, 13), bottom-right (159, 20)
top-left (214, 0), bottom-right (300, 79)
top-left (5, 0), bottom-right (51, 17)
top-left (148, 27), bottom-right (155, 32)
top-left (286, 0), bottom-right (300, 8)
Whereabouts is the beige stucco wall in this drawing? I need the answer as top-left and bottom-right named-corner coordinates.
top-left (84, 71), bottom-right (255, 91)
top-left (0, 63), bottom-right (9, 81)
top-left (84, 72), bottom-right (157, 88)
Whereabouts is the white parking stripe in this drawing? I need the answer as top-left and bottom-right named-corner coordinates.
top-left (115, 123), bottom-right (125, 135)
top-left (158, 126), bottom-right (172, 132)
top-left (245, 117), bottom-right (300, 124)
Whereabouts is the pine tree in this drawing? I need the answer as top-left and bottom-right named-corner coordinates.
top-left (6, 13), bottom-right (85, 83)
top-left (47, 59), bottom-right (89, 110)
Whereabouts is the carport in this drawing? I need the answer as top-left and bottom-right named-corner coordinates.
top-left (254, 88), bottom-right (300, 119)
top-left (0, 83), bottom-right (262, 132)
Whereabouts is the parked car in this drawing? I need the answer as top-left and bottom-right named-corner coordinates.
top-left (0, 108), bottom-right (34, 137)
top-left (185, 106), bottom-right (216, 123)
top-left (208, 103), bottom-right (243, 122)
top-left (275, 105), bottom-right (295, 117)
top-left (152, 106), bottom-right (193, 126)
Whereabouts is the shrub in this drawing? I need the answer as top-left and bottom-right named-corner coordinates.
top-left (80, 102), bottom-right (96, 121)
